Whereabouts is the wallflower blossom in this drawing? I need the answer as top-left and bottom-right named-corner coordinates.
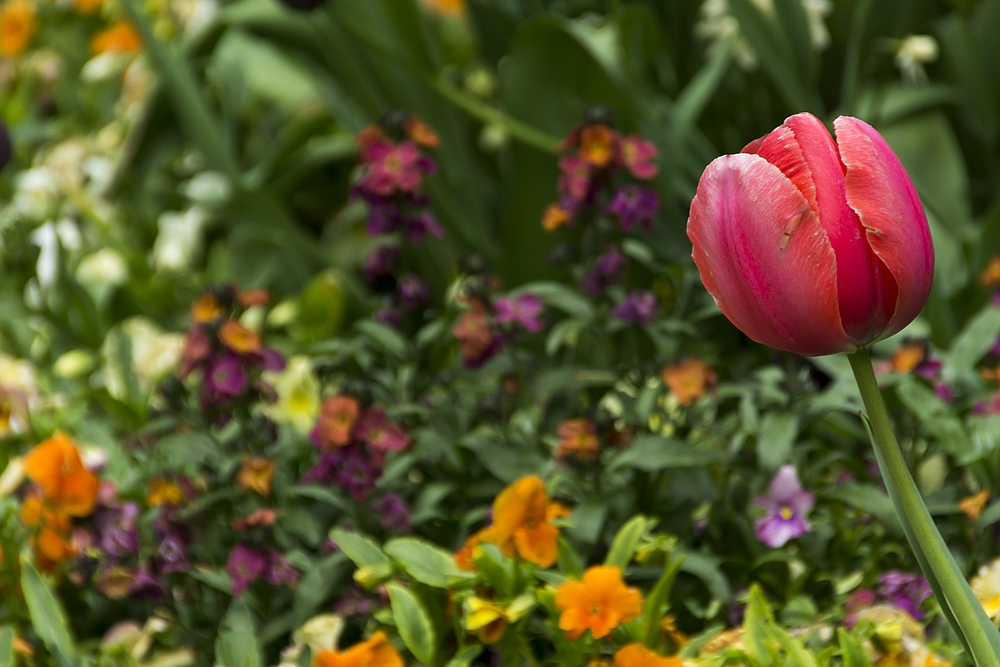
top-left (317, 395), bottom-right (360, 448)
top-left (219, 320), bottom-right (261, 354)
top-left (0, 0), bottom-right (36, 58)
top-left (364, 142), bottom-right (428, 197)
top-left (90, 20), bottom-right (142, 55)
top-left (453, 306), bottom-right (501, 369)
top-left (494, 294), bottom-right (544, 333)
top-left (981, 255), bottom-right (1000, 288)
top-left (469, 475), bottom-right (566, 568)
top-left (558, 155), bottom-right (594, 200)
top-left (754, 465), bottom-right (814, 548)
top-left (24, 433), bottom-right (99, 517)
top-left (312, 631), bottom-right (402, 667)
top-left (890, 342), bottom-right (926, 374)
top-left (397, 274), bottom-right (427, 309)
top-left (581, 247), bottom-right (625, 295)
top-left (204, 355), bottom-right (248, 400)
top-left (959, 490), bottom-right (991, 522)
top-left (579, 124), bottom-right (616, 167)
top-left (607, 185), bottom-right (659, 232)
top-left (20, 493), bottom-right (74, 570)
top-left (192, 293), bottom-right (224, 323)
top-left (555, 565), bottom-right (642, 639)
top-left (620, 136), bottom-right (659, 179)
top-left (157, 531), bottom-right (189, 574)
top-left (556, 419), bottom-right (599, 460)
top-left (355, 409), bottom-right (409, 452)
top-left (237, 457), bottom-right (275, 496)
top-left (374, 493), bottom-right (411, 533)
top-left (612, 290), bottom-right (658, 326)
top-left (613, 643), bottom-right (683, 667)
top-left (542, 203), bottom-right (573, 231)
top-left (227, 544), bottom-right (269, 597)
top-left (302, 445), bottom-right (379, 501)
top-left (661, 359), bottom-right (716, 406)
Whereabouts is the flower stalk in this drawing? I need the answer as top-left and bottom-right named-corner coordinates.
top-left (848, 348), bottom-right (1000, 667)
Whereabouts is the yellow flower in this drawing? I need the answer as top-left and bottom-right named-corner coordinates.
top-left (542, 203), bottom-right (571, 231)
top-left (147, 479), bottom-right (184, 507)
top-left (90, 20), bottom-right (142, 55)
top-left (0, 0), bottom-right (36, 58)
top-left (891, 343), bottom-right (925, 374)
top-left (237, 457), bottom-right (275, 496)
top-left (959, 490), bottom-right (990, 522)
top-left (263, 356), bottom-right (320, 434)
top-left (465, 597), bottom-right (507, 644)
top-left (971, 557), bottom-right (1000, 620)
top-left (554, 565), bottom-right (643, 640)
top-left (218, 319), bottom-right (261, 354)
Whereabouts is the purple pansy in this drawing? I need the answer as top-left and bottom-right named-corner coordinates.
top-left (611, 290), bottom-right (658, 326)
top-left (754, 465), bottom-right (814, 548)
top-left (157, 532), bottom-right (189, 575)
top-left (494, 294), bottom-right (544, 333)
top-left (878, 571), bottom-right (932, 620)
top-left (226, 544), bottom-right (269, 597)
top-left (582, 247), bottom-right (625, 295)
top-left (205, 354), bottom-right (247, 399)
top-left (265, 552), bottom-right (299, 587)
top-left (606, 185), bottom-right (659, 231)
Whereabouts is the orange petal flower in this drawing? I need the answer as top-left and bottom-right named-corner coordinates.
top-left (613, 643), bottom-right (683, 667)
top-left (556, 419), bottom-right (599, 460)
top-left (490, 475), bottom-right (560, 567)
top-left (218, 320), bottom-right (261, 354)
top-left (891, 343), bottom-right (925, 374)
top-left (455, 527), bottom-right (491, 571)
top-left (318, 395), bottom-right (360, 448)
top-left (981, 256), bottom-right (1000, 289)
top-left (452, 307), bottom-right (494, 361)
top-left (23, 432), bottom-right (98, 517)
top-left (0, 0), bottom-right (36, 58)
top-left (959, 490), bottom-right (991, 522)
top-left (147, 479), bottom-right (184, 507)
top-left (237, 457), bottom-right (275, 496)
top-left (192, 294), bottom-right (224, 323)
top-left (542, 203), bottom-right (571, 231)
top-left (73, 0), bottom-right (101, 13)
top-left (555, 565), bottom-right (643, 640)
top-left (579, 124), bottom-right (617, 168)
top-left (661, 359), bottom-right (716, 406)
top-left (313, 632), bottom-right (403, 667)
top-left (237, 288), bottom-right (270, 308)
top-left (90, 20), bottom-right (142, 55)
top-left (422, 0), bottom-right (465, 16)
top-left (405, 116), bottom-right (440, 148)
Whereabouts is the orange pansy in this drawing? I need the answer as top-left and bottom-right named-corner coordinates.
top-left (147, 479), bottom-right (184, 506)
top-left (0, 0), bottom-right (35, 58)
top-left (90, 20), bottom-right (142, 55)
top-left (237, 457), bottom-right (275, 496)
top-left (891, 343), bottom-right (925, 374)
top-left (455, 527), bottom-right (489, 571)
top-left (579, 124), bottom-right (616, 168)
top-left (312, 632), bottom-right (403, 667)
top-left (556, 419), bottom-right (599, 460)
top-left (488, 475), bottom-right (561, 567)
top-left (959, 490), bottom-right (991, 522)
top-left (218, 320), bottom-right (261, 354)
top-left (613, 643), bottom-right (683, 667)
top-left (542, 203), bottom-right (571, 231)
top-left (318, 395), bottom-right (360, 448)
top-left (23, 432), bottom-right (99, 517)
top-left (192, 294), bottom-right (224, 323)
top-left (661, 359), bottom-right (716, 406)
top-left (555, 565), bottom-right (643, 640)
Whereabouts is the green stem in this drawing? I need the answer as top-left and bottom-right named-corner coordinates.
top-left (848, 348), bottom-right (1000, 667)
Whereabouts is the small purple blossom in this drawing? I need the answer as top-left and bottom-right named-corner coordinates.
top-left (97, 502), bottom-right (140, 560)
top-left (301, 444), bottom-right (380, 501)
top-left (606, 185), bottom-right (659, 231)
top-left (227, 544), bottom-right (269, 597)
top-left (611, 290), bottom-right (658, 326)
top-left (398, 274), bottom-right (428, 309)
top-left (205, 354), bottom-right (247, 399)
top-left (582, 247), bottom-right (625, 295)
top-left (878, 571), bottom-right (932, 620)
top-left (366, 204), bottom-right (400, 236)
top-left (935, 382), bottom-right (954, 403)
top-left (405, 212), bottom-right (444, 243)
top-left (334, 585), bottom-right (378, 617)
top-left (260, 348), bottom-right (286, 372)
top-left (375, 493), bottom-right (411, 534)
top-left (157, 532), bottom-right (189, 575)
top-left (374, 305), bottom-right (403, 328)
top-left (128, 566), bottom-right (165, 600)
top-left (754, 465), bottom-right (814, 548)
top-left (265, 552), bottom-right (299, 587)
top-left (364, 246), bottom-right (400, 285)
top-left (494, 294), bottom-right (544, 333)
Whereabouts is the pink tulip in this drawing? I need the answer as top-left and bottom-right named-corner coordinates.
top-left (687, 113), bottom-right (934, 356)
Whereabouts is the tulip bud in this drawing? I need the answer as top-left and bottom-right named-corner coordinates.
top-left (688, 113), bottom-right (933, 356)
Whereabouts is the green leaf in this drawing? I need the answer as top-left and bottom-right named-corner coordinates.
top-left (0, 627), bottom-right (14, 667)
top-left (838, 628), bottom-right (871, 667)
top-left (356, 320), bottom-right (408, 358)
top-left (605, 516), bottom-right (655, 570)
top-left (895, 379), bottom-right (977, 463)
top-left (330, 529), bottom-right (390, 568)
top-left (518, 282), bottom-right (595, 319)
top-left (384, 538), bottom-right (469, 588)
top-left (825, 483), bottom-right (903, 535)
top-left (443, 645), bottom-right (483, 667)
top-left (20, 556), bottom-right (76, 667)
top-left (385, 582), bottom-right (437, 666)
top-left (610, 436), bottom-right (726, 472)
top-left (643, 556), bottom-right (685, 646)
top-left (678, 551), bottom-right (731, 603)
top-left (216, 600), bottom-right (262, 667)
top-left (557, 536), bottom-right (583, 579)
top-left (757, 412), bottom-right (798, 472)
top-left (948, 305), bottom-right (1000, 373)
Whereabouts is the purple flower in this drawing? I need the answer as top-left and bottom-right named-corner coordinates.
top-left (935, 382), bottom-right (954, 403)
top-left (366, 203), bottom-right (400, 236)
top-left (582, 247), bottom-right (625, 295)
top-left (334, 586), bottom-right (378, 617)
top-left (494, 294), bottom-right (544, 333)
top-left (364, 246), bottom-right (400, 286)
top-left (226, 544), bottom-right (269, 597)
top-left (914, 358), bottom-right (942, 380)
top-left (261, 348), bottom-right (286, 372)
top-left (611, 290), bottom-right (658, 326)
top-left (128, 567), bottom-right (165, 600)
top-left (375, 493), bottom-right (411, 534)
top-left (754, 465), bottom-right (814, 548)
top-left (265, 552), bottom-right (299, 587)
top-left (157, 532), bottom-right (189, 574)
top-left (374, 305), bottom-right (403, 328)
top-left (405, 212), bottom-right (444, 243)
top-left (398, 274), bottom-right (428, 309)
top-left (205, 354), bottom-right (247, 399)
top-left (878, 571), bottom-right (931, 620)
top-left (301, 445), bottom-right (380, 501)
top-left (355, 409), bottom-right (409, 453)
top-left (97, 502), bottom-right (139, 560)
top-left (606, 185), bottom-right (659, 231)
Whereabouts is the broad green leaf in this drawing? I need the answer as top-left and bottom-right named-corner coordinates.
top-left (330, 529), bottom-right (390, 568)
top-left (948, 306), bottom-right (1000, 373)
top-left (356, 320), bottom-right (408, 358)
top-left (611, 436), bottom-right (726, 472)
top-left (895, 379), bottom-right (977, 463)
top-left (215, 600), bottom-right (261, 667)
top-left (605, 515), bottom-right (655, 569)
top-left (384, 538), bottom-right (468, 588)
top-left (444, 645), bottom-right (483, 667)
top-left (385, 582), bottom-right (437, 666)
top-left (643, 556), bottom-right (685, 646)
top-left (0, 626), bottom-right (13, 667)
top-left (557, 536), bottom-right (583, 579)
top-left (20, 555), bottom-right (75, 667)
top-left (757, 412), bottom-right (798, 472)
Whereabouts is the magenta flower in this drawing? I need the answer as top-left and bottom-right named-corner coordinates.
top-left (364, 245), bottom-right (400, 286)
top-left (607, 185), bottom-right (659, 232)
top-left (205, 354), bottom-right (247, 398)
top-left (582, 247), bottom-right (625, 295)
top-left (754, 465), bottom-right (814, 548)
top-left (356, 409), bottom-right (409, 452)
top-left (404, 212), bottom-right (444, 243)
top-left (364, 141), bottom-right (426, 196)
top-left (558, 155), bottom-right (593, 201)
top-left (157, 532), bottom-right (189, 574)
top-left (494, 294), bottom-right (545, 333)
top-left (620, 135), bottom-right (659, 179)
top-left (878, 570), bottom-right (931, 620)
top-left (611, 290), bottom-right (658, 326)
top-left (265, 552), bottom-right (300, 587)
top-left (226, 544), bottom-right (269, 597)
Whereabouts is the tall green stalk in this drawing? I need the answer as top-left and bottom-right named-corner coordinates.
top-left (848, 349), bottom-right (1000, 667)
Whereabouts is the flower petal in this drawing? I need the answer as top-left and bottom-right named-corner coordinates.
top-left (834, 116), bottom-right (935, 340)
top-left (688, 153), bottom-right (851, 356)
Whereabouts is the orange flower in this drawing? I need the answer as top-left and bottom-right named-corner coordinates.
top-left (487, 475), bottom-right (562, 567)
top-left (556, 419), bottom-right (599, 460)
top-left (405, 116), bottom-right (440, 148)
top-left (661, 359), bottom-right (715, 406)
top-left (23, 432), bottom-right (99, 517)
top-left (981, 256), bottom-right (1000, 289)
top-left (73, 0), bottom-right (102, 13)
top-left (959, 490), bottom-right (991, 522)
top-left (318, 395), bottom-right (360, 448)
top-left (237, 288), bottom-right (270, 308)
top-left (612, 643), bottom-right (683, 667)
top-left (20, 494), bottom-right (74, 571)
top-left (147, 479), bottom-right (184, 506)
top-left (891, 343), bottom-right (926, 374)
top-left (455, 528), bottom-right (489, 571)
top-left (542, 203), bottom-right (571, 231)
top-left (422, 0), bottom-right (465, 16)
top-left (312, 631), bottom-right (403, 667)
top-left (237, 457), bottom-right (275, 496)
top-left (579, 124), bottom-right (616, 168)
top-left (90, 20), bottom-right (142, 55)
top-left (218, 320), bottom-right (261, 354)
top-left (0, 0), bottom-right (35, 58)
top-left (453, 307), bottom-right (494, 361)
top-left (555, 565), bottom-right (642, 640)
top-left (192, 294), bottom-right (224, 323)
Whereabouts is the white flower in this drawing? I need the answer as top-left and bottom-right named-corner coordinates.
top-left (13, 167), bottom-right (60, 220)
top-left (263, 356), bottom-right (319, 434)
top-left (76, 247), bottom-right (130, 289)
top-left (181, 171), bottom-right (231, 205)
top-left (45, 139), bottom-right (89, 191)
top-left (53, 349), bottom-right (95, 378)
top-left (81, 52), bottom-right (130, 82)
top-left (895, 35), bottom-right (938, 83)
top-left (30, 219), bottom-right (82, 290)
top-left (84, 155), bottom-right (115, 194)
top-left (0, 456), bottom-right (24, 497)
top-left (0, 354), bottom-right (37, 437)
top-left (152, 207), bottom-right (209, 271)
top-left (122, 317), bottom-right (184, 390)
top-left (971, 557), bottom-right (1000, 619)
top-left (292, 614), bottom-right (344, 655)
top-left (801, 0), bottom-right (831, 51)
top-left (172, 0), bottom-right (218, 34)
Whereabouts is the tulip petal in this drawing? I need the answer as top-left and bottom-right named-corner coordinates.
top-left (688, 153), bottom-right (852, 356)
top-left (834, 116), bottom-right (934, 340)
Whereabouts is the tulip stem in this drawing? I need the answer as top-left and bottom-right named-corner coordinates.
top-left (848, 349), bottom-right (1000, 667)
